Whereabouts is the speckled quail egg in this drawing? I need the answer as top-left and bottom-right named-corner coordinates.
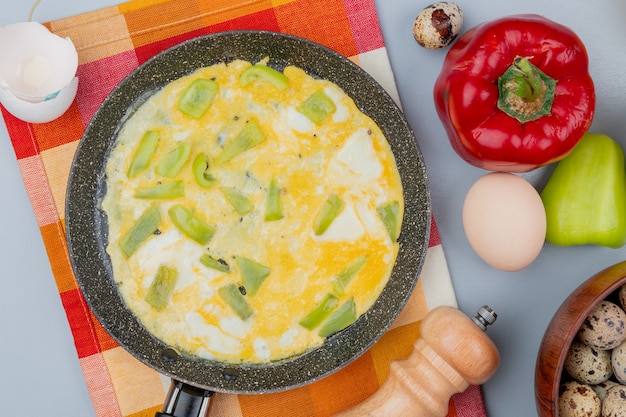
top-left (601, 385), bottom-right (626, 417)
top-left (413, 2), bottom-right (463, 49)
top-left (559, 381), bottom-right (601, 417)
top-left (565, 339), bottom-right (613, 385)
top-left (591, 379), bottom-right (619, 403)
top-left (578, 301), bottom-right (626, 350)
top-left (611, 339), bottom-right (626, 384)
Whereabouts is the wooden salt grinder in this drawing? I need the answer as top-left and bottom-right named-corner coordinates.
top-left (336, 305), bottom-right (500, 417)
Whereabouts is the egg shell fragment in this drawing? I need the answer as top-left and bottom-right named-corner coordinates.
top-left (462, 172), bottom-right (546, 272)
top-left (578, 300), bottom-right (626, 351)
top-left (558, 381), bottom-right (601, 417)
top-left (602, 385), bottom-right (626, 417)
top-left (413, 2), bottom-right (463, 49)
top-left (564, 339), bottom-right (613, 385)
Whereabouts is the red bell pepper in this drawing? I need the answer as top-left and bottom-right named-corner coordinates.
top-left (433, 14), bottom-right (595, 172)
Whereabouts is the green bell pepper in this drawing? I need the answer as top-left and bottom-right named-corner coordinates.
top-left (145, 265), bottom-right (178, 310)
top-left (540, 133), bottom-right (626, 248)
top-left (239, 64), bottom-right (289, 90)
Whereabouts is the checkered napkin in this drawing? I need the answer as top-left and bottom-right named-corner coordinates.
top-left (1, 0), bottom-right (489, 416)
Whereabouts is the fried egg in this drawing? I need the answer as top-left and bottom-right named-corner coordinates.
top-left (101, 59), bottom-right (404, 364)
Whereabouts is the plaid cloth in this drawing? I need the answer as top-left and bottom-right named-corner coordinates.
top-left (1, 0), bottom-right (489, 416)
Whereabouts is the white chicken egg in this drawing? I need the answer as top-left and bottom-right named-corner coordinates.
top-left (462, 172), bottom-right (546, 272)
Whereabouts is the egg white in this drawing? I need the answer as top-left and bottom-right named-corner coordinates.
top-left (101, 60), bottom-right (404, 364)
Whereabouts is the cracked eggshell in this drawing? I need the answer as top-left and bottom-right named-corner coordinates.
top-left (601, 385), bottom-right (626, 417)
top-left (558, 381), bottom-right (601, 417)
top-left (611, 339), bottom-right (626, 384)
top-left (413, 2), bottom-right (463, 49)
top-left (577, 300), bottom-right (626, 350)
top-left (564, 339), bottom-right (613, 385)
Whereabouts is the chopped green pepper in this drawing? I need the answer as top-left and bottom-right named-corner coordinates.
top-left (134, 180), bottom-right (184, 199)
top-left (332, 255), bottom-right (367, 296)
top-left (145, 265), bottom-right (178, 310)
top-left (236, 257), bottom-right (270, 296)
top-left (127, 130), bottom-right (160, 178)
top-left (297, 90), bottom-right (336, 124)
top-left (168, 204), bottom-right (216, 245)
top-left (220, 187), bottom-right (254, 215)
top-left (192, 153), bottom-right (217, 188)
top-left (377, 201), bottom-right (401, 242)
top-left (219, 283), bottom-right (253, 320)
top-left (318, 298), bottom-right (357, 338)
top-left (156, 143), bottom-right (191, 178)
top-left (313, 194), bottom-right (344, 235)
top-left (299, 293), bottom-right (338, 330)
top-left (264, 178), bottom-right (284, 221)
top-left (541, 133), bottom-right (626, 248)
top-left (239, 64), bottom-right (289, 90)
top-left (214, 118), bottom-right (266, 165)
top-left (119, 204), bottom-right (161, 257)
top-left (199, 254), bottom-right (230, 273)
top-left (178, 78), bottom-right (218, 119)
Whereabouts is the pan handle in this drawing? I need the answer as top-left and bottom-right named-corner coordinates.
top-left (155, 380), bottom-right (214, 417)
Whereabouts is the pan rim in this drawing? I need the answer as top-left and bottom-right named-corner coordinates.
top-left (65, 29), bottom-right (431, 394)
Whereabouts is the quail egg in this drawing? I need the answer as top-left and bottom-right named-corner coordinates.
top-left (591, 379), bottom-right (619, 403)
top-left (559, 381), bottom-right (601, 417)
top-left (564, 339), bottom-right (613, 385)
top-left (601, 385), bottom-right (626, 417)
top-left (413, 2), bottom-right (463, 49)
top-left (578, 300), bottom-right (626, 350)
top-left (611, 339), bottom-right (626, 384)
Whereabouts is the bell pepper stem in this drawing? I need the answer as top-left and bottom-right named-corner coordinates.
top-left (511, 57), bottom-right (544, 100)
top-left (497, 56), bottom-right (556, 123)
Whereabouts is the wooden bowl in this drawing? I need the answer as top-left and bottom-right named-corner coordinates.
top-left (535, 260), bottom-right (626, 416)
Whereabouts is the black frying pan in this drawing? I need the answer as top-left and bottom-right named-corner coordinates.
top-left (65, 30), bottom-right (430, 416)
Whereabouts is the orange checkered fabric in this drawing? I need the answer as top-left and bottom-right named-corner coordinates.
top-left (1, 0), bottom-right (488, 416)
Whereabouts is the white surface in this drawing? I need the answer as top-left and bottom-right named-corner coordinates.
top-left (1, 1), bottom-right (626, 416)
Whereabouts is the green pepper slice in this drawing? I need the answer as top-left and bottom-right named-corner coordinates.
top-left (239, 64), bottom-right (289, 90)
top-left (134, 180), bottom-right (184, 199)
top-left (299, 293), bottom-right (338, 330)
top-left (541, 133), bottom-right (626, 248)
top-left (264, 178), bottom-right (284, 221)
top-left (145, 265), bottom-right (178, 310)
top-left (318, 298), bottom-right (357, 338)
top-left (332, 255), bottom-right (367, 296)
top-left (119, 204), bottom-right (161, 257)
top-left (219, 284), bottom-right (253, 320)
top-left (199, 254), bottom-right (230, 273)
top-left (168, 204), bottom-right (216, 245)
top-left (236, 257), bottom-right (270, 297)
top-left (214, 118), bottom-right (266, 166)
top-left (178, 78), bottom-right (218, 119)
top-left (377, 201), bottom-right (401, 242)
top-left (297, 90), bottom-right (336, 124)
top-left (127, 130), bottom-right (160, 178)
top-left (313, 194), bottom-right (344, 235)
top-left (220, 187), bottom-right (254, 215)
top-left (156, 143), bottom-right (191, 178)
top-left (192, 153), bottom-right (217, 188)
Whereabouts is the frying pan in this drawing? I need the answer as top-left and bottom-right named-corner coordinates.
top-left (65, 30), bottom-right (431, 416)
